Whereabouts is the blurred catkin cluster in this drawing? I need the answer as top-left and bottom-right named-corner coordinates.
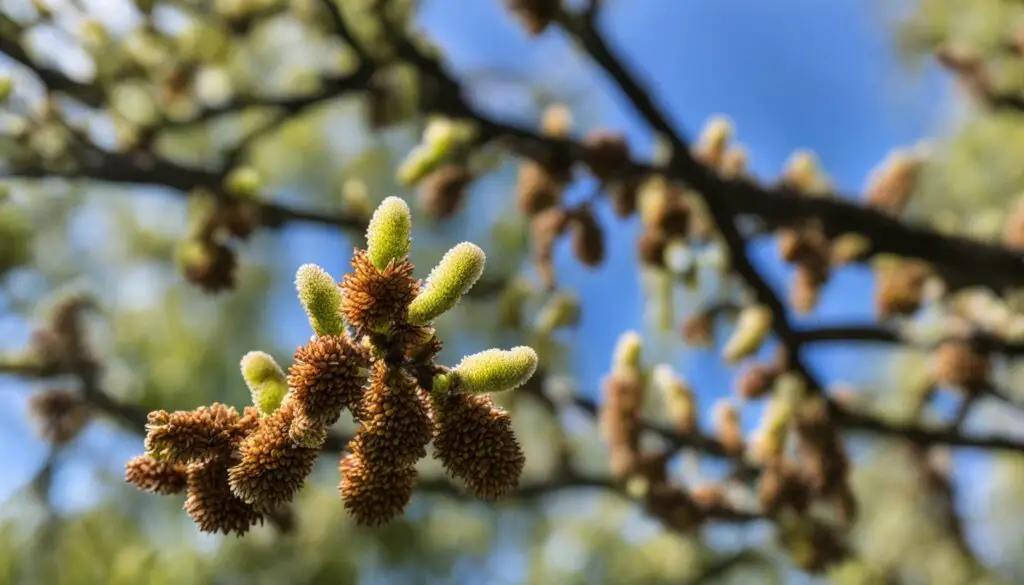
top-left (176, 183), bottom-right (263, 294)
top-left (126, 196), bottom-right (539, 534)
top-left (597, 327), bottom-right (857, 573)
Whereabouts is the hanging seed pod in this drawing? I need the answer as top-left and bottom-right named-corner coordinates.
top-left (654, 196), bottom-right (691, 239)
top-left (218, 200), bottom-right (260, 240)
top-left (419, 164), bottom-right (472, 220)
top-left (582, 130), bottom-right (630, 181)
top-left (932, 338), bottom-right (991, 392)
top-left (569, 207), bottom-right (605, 267)
top-left (609, 174), bottom-right (641, 218)
top-left (681, 310), bottom-right (714, 347)
top-left (637, 230), bottom-right (668, 268)
top-left (184, 457), bottom-right (265, 536)
top-left (530, 207), bottom-right (570, 289)
top-left (713, 400), bottom-right (744, 455)
top-left (339, 450), bottom-right (417, 526)
top-left (790, 264), bottom-right (822, 315)
top-left (228, 402), bottom-right (320, 512)
top-left (430, 390), bottom-right (526, 500)
top-left (864, 149), bottom-right (922, 216)
top-left (874, 258), bottom-right (929, 319)
top-left (125, 454), bottom-right (188, 495)
top-left (516, 161), bottom-right (561, 216)
top-left (735, 362), bottom-right (781, 400)
top-left (27, 388), bottom-right (91, 446)
top-left (351, 361), bottom-right (432, 468)
top-left (177, 238), bottom-right (238, 294)
top-left (503, 0), bottom-right (559, 36)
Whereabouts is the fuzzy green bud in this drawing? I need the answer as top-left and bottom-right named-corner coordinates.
top-left (612, 330), bottom-right (643, 373)
top-left (406, 242), bottom-right (485, 325)
top-left (224, 166), bottom-right (263, 199)
top-left (451, 346), bottom-right (539, 394)
top-left (365, 196), bottom-right (412, 270)
top-left (534, 292), bottom-right (581, 335)
top-left (396, 118), bottom-right (478, 186)
top-left (240, 351), bottom-right (289, 415)
top-left (295, 263), bottom-right (344, 336)
top-left (722, 305), bottom-right (772, 364)
top-left (432, 373), bottom-right (451, 394)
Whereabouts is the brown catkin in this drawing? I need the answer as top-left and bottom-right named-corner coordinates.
top-left (864, 151), bottom-right (921, 216)
top-left (339, 451), bottom-right (417, 526)
top-left (340, 249), bottom-right (418, 331)
top-left (681, 311), bottom-right (714, 347)
top-left (517, 161), bottom-right (561, 216)
top-left (875, 260), bottom-right (928, 319)
top-left (570, 208), bottom-right (606, 267)
top-left (430, 391), bottom-right (525, 501)
top-left (637, 230), bottom-right (668, 268)
top-left (531, 207), bottom-right (570, 289)
top-left (653, 199), bottom-right (690, 239)
top-left (144, 403), bottom-right (244, 464)
top-left (218, 200), bottom-right (260, 240)
top-left (287, 334), bottom-right (368, 443)
top-left (646, 485), bottom-right (704, 532)
top-left (609, 175), bottom-right (641, 218)
top-left (758, 460), bottom-right (811, 516)
top-left (183, 239), bottom-right (237, 294)
top-left (353, 362), bottom-right (432, 469)
top-left (599, 369), bottom-right (645, 450)
top-left (228, 402), bottom-right (320, 512)
top-left (790, 264), bottom-right (822, 316)
top-left (184, 457), bottom-right (264, 536)
top-left (27, 388), bottom-right (91, 446)
top-left (419, 164), bottom-right (472, 220)
top-left (125, 454), bottom-right (188, 495)
top-left (735, 363), bottom-right (780, 400)
top-left (503, 0), bottom-right (559, 36)
top-left (933, 339), bottom-right (991, 392)
top-left (582, 130), bottom-right (630, 181)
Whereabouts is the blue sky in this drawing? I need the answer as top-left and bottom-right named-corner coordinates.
top-left (0, 0), bottom-right (976, 579)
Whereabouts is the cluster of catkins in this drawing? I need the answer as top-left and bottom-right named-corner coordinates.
top-left (125, 197), bottom-right (539, 534)
top-left (598, 331), bottom-right (736, 533)
top-left (601, 327), bottom-right (855, 573)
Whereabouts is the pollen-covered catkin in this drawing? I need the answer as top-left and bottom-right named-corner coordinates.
top-left (430, 391), bottom-right (525, 501)
top-left (125, 454), bottom-right (188, 495)
top-left (340, 249), bottom-right (418, 331)
top-left (228, 401), bottom-right (320, 513)
top-left (352, 361), bottom-right (432, 468)
top-left (339, 450), bottom-right (417, 526)
top-left (144, 403), bottom-right (244, 464)
top-left (27, 388), bottom-right (91, 446)
top-left (287, 334), bottom-right (368, 444)
top-left (185, 457), bottom-right (265, 536)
